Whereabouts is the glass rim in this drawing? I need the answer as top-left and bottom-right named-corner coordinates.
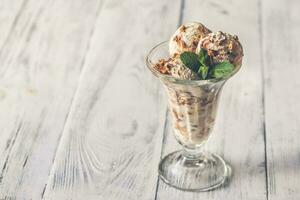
top-left (145, 41), bottom-right (242, 86)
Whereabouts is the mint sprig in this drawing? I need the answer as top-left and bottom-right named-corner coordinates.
top-left (198, 65), bottom-right (209, 79)
top-left (210, 62), bottom-right (234, 78)
top-left (180, 52), bottom-right (200, 73)
top-left (197, 49), bottom-right (210, 80)
top-left (179, 49), bottom-right (235, 80)
top-left (198, 49), bottom-right (209, 66)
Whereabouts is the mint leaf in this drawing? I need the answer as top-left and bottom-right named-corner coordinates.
top-left (197, 49), bottom-right (211, 79)
top-left (198, 48), bottom-right (208, 66)
top-left (198, 65), bottom-right (209, 80)
top-left (211, 62), bottom-right (235, 78)
top-left (180, 52), bottom-right (200, 73)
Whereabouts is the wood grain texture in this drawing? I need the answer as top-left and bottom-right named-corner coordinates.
top-left (262, 0), bottom-right (300, 199)
top-left (0, 0), bottom-right (25, 49)
top-left (43, 0), bottom-right (181, 199)
top-left (1, 0), bottom-right (299, 199)
top-left (0, 0), bottom-right (102, 199)
top-left (156, 0), bottom-right (267, 199)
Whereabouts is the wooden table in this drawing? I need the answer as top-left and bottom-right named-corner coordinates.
top-left (0, 0), bottom-right (299, 199)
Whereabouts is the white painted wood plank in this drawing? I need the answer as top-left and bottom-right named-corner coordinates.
top-left (0, 0), bottom-right (25, 49)
top-left (43, 0), bottom-right (181, 199)
top-left (0, 0), bottom-right (27, 170)
top-left (156, 0), bottom-right (267, 199)
top-left (262, 0), bottom-right (300, 199)
top-left (0, 0), bottom-right (102, 199)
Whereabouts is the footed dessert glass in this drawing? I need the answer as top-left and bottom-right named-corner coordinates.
top-left (146, 41), bottom-right (241, 191)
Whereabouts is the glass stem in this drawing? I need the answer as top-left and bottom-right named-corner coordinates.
top-left (182, 146), bottom-right (204, 160)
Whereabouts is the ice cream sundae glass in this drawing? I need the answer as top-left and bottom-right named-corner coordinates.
top-left (146, 22), bottom-right (243, 191)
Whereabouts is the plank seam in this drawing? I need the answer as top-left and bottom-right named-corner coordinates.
top-left (177, 0), bottom-right (185, 27)
top-left (154, 110), bottom-right (169, 200)
top-left (155, 1), bottom-right (184, 198)
top-left (41, 0), bottom-right (105, 198)
top-left (258, 0), bottom-right (268, 199)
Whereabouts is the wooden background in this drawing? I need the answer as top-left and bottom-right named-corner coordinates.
top-left (0, 0), bottom-right (299, 199)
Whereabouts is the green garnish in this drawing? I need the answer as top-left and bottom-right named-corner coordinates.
top-left (179, 49), bottom-right (235, 80)
top-left (198, 49), bottom-right (209, 66)
top-left (198, 65), bottom-right (209, 80)
top-left (210, 62), bottom-right (234, 78)
top-left (180, 52), bottom-right (200, 73)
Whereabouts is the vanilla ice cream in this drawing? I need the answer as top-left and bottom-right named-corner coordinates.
top-left (169, 22), bottom-right (211, 57)
top-left (154, 56), bottom-right (198, 80)
top-left (196, 31), bottom-right (243, 66)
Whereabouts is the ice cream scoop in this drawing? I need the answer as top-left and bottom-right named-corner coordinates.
top-left (154, 56), bottom-right (198, 80)
top-left (169, 56), bottom-right (198, 80)
top-left (169, 22), bottom-right (211, 57)
top-left (196, 31), bottom-right (243, 66)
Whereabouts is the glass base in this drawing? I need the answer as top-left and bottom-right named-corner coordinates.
top-left (158, 150), bottom-right (230, 191)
